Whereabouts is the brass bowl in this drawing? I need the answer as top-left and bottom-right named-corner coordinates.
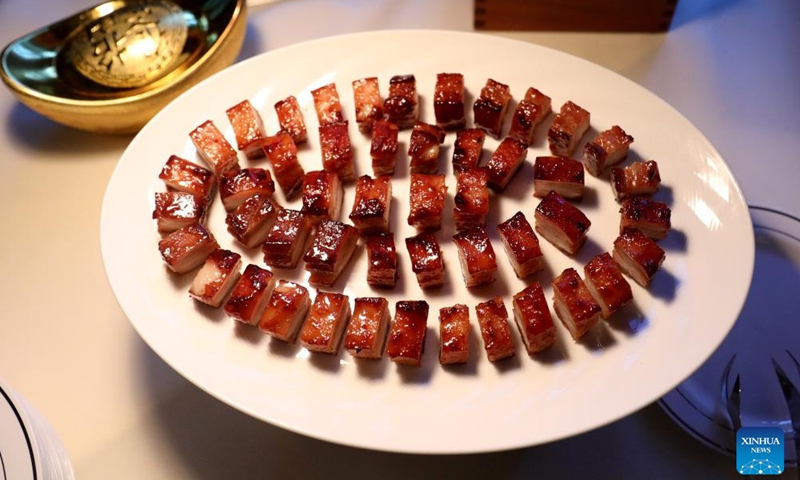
top-left (0, 0), bottom-right (246, 134)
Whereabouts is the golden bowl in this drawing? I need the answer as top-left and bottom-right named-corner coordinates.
top-left (0, 0), bottom-right (247, 134)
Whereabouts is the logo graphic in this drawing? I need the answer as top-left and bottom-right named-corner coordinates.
top-left (736, 427), bottom-right (784, 475)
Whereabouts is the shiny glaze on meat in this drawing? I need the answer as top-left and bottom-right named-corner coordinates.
top-left (225, 194), bottom-right (278, 248)
top-left (262, 209), bottom-right (312, 269)
top-left (370, 119), bottom-right (399, 176)
top-left (344, 297), bottom-right (390, 359)
top-left (365, 232), bottom-right (397, 287)
top-left (408, 121), bottom-right (446, 174)
top-left (301, 170), bottom-right (342, 223)
top-left (584, 125), bottom-right (634, 176)
top-left (452, 128), bottom-right (486, 173)
top-left (408, 173), bottom-right (447, 231)
top-left (219, 168), bottom-right (275, 212)
top-left (311, 83), bottom-right (344, 126)
top-left (584, 253), bottom-right (632, 319)
top-left (384, 75), bottom-right (418, 129)
top-left (153, 191), bottom-right (207, 233)
top-left (189, 248), bottom-right (242, 307)
top-left (438, 303), bottom-right (470, 365)
top-left (404, 232), bottom-right (445, 289)
top-left (386, 300), bottom-right (429, 366)
top-left (534, 191), bottom-right (591, 254)
top-left (551, 268), bottom-right (601, 340)
top-left (508, 87), bottom-right (552, 144)
top-left (473, 78), bottom-right (511, 139)
top-left (349, 175), bottom-right (392, 234)
top-left (352, 77), bottom-right (383, 133)
top-left (159, 155), bottom-right (216, 203)
top-left (225, 99), bottom-right (267, 159)
top-left (299, 292), bottom-right (351, 353)
top-left (512, 283), bottom-right (555, 354)
top-left (620, 197), bottom-right (671, 240)
top-left (223, 264), bottom-right (276, 325)
top-left (434, 73), bottom-right (466, 130)
top-left (611, 160), bottom-right (661, 201)
top-left (303, 219), bottom-right (359, 286)
top-left (497, 211), bottom-right (543, 278)
top-left (319, 121), bottom-right (355, 182)
top-left (475, 296), bottom-right (515, 362)
top-left (485, 137), bottom-right (528, 191)
top-left (613, 227), bottom-right (665, 286)
top-left (189, 120), bottom-right (239, 176)
top-left (274, 95), bottom-right (307, 144)
top-left (453, 167), bottom-right (489, 231)
top-left (158, 223), bottom-right (218, 274)
top-left (533, 156), bottom-right (585, 200)
top-left (547, 101), bottom-right (590, 157)
top-left (258, 280), bottom-right (310, 342)
top-left (263, 131), bottom-right (304, 198)
top-left (453, 226), bottom-right (498, 287)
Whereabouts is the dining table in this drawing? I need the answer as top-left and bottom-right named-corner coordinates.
top-left (1, 0), bottom-right (798, 478)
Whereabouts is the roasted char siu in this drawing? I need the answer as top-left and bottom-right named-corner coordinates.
top-left (352, 77), bottom-right (384, 133)
top-left (453, 226), bottom-right (498, 288)
top-left (223, 264), bottom-right (276, 326)
top-left (159, 155), bottom-right (216, 204)
top-left (497, 211), bottom-right (544, 278)
top-left (365, 232), bottom-right (398, 288)
top-left (452, 128), bottom-right (486, 173)
top-left (408, 173), bottom-right (447, 231)
top-left (189, 120), bottom-right (239, 176)
top-left (274, 95), bottom-right (308, 144)
top-left (303, 219), bottom-right (359, 287)
top-left (475, 296), bottom-right (515, 362)
top-left (473, 78), bottom-right (512, 139)
top-left (485, 137), bottom-right (528, 191)
top-left (370, 119), bottom-right (399, 176)
top-left (152, 191), bottom-right (207, 233)
top-left (349, 175), bottom-right (392, 235)
top-left (508, 87), bottom-right (552, 145)
top-left (225, 194), bottom-right (278, 249)
top-left (263, 131), bottom-right (305, 198)
top-left (583, 252), bottom-right (633, 319)
top-left (219, 167), bottom-right (275, 212)
top-left (405, 232), bottom-right (445, 290)
top-left (619, 197), bottom-right (671, 240)
top-left (301, 170), bottom-right (343, 224)
top-left (533, 156), bottom-right (585, 201)
top-left (262, 209), bottom-right (312, 269)
top-left (547, 101), bottom-right (590, 157)
top-left (189, 249), bottom-right (242, 308)
top-left (583, 125), bottom-right (634, 176)
top-left (612, 226), bottom-right (665, 287)
top-left (434, 73), bottom-right (466, 130)
top-left (158, 223), bottom-right (219, 274)
top-left (438, 303), bottom-right (470, 365)
top-left (386, 300), bottom-right (429, 366)
top-left (344, 297), bottom-right (391, 359)
top-left (311, 83), bottom-right (344, 126)
top-left (299, 292), bottom-right (351, 354)
top-left (534, 191), bottom-right (591, 255)
top-left (453, 167), bottom-right (489, 231)
top-left (383, 75), bottom-right (418, 129)
top-left (512, 283), bottom-right (556, 354)
top-left (551, 268), bottom-right (601, 340)
top-left (258, 280), bottom-right (311, 342)
top-left (319, 121), bottom-right (355, 182)
top-left (226, 99), bottom-right (267, 159)
top-left (408, 122), bottom-right (446, 174)
top-left (611, 160), bottom-right (661, 201)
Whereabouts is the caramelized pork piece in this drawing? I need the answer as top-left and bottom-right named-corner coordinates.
top-left (383, 74), bottom-right (418, 129)
top-left (453, 227), bottom-right (498, 288)
top-left (583, 125), bottom-right (634, 176)
top-left (299, 292), bottom-right (351, 354)
top-left (434, 73), bottom-right (466, 130)
top-left (408, 122), bottom-right (446, 174)
top-left (370, 120), bottom-right (399, 176)
top-left (584, 252), bottom-right (633, 319)
top-left (349, 175), bottom-right (392, 235)
top-left (319, 121), bottom-right (355, 182)
top-left (508, 87), bottom-right (552, 145)
top-left (551, 268), bottom-right (601, 340)
top-left (258, 280), bottom-right (311, 342)
top-left (263, 131), bottom-right (305, 198)
top-left (311, 83), bottom-right (344, 126)
top-left (223, 264), bottom-right (276, 326)
top-left (512, 283), bottom-right (556, 354)
top-left (405, 232), bottom-right (445, 290)
top-left (274, 95), bottom-right (307, 144)
top-left (189, 120), bottom-right (240, 176)
top-left (189, 249), bottom-right (242, 308)
top-left (225, 194), bottom-right (278, 249)
top-left (620, 197), bottom-right (671, 240)
top-left (303, 219), bottom-right (359, 287)
top-left (386, 300), bottom-right (429, 366)
top-left (610, 160), bottom-right (661, 201)
top-left (226, 99), bottom-right (267, 159)
top-left (533, 156), bottom-right (585, 201)
top-left (475, 296), bottom-right (515, 362)
top-left (159, 155), bottom-right (216, 204)
top-left (158, 223), bottom-right (219, 274)
top-left (613, 226), bottom-right (666, 287)
top-left (548, 101), bottom-right (590, 157)
top-left (262, 209), bottom-right (313, 269)
top-left (365, 232), bottom-right (398, 287)
top-left (497, 211), bottom-right (544, 278)
top-left (352, 77), bottom-right (383, 133)
top-left (485, 137), bottom-right (528, 191)
top-left (452, 128), bottom-right (486, 173)
top-left (438, 304), bottom-right (470, 365)
top-left (453, 167), bottom-right (489, 231)
top-left (408, 173), bottom-right (447, 231)
top-left (534, 191), bottom-right (591, 255)
top-left (344, 297), bottom-right (391, 359)
top-left (473, 78), bottom-right (512, 139)
top-left (153, 191), bottom-right (207, 233)
top-left (219, 167), bottom-right (275, 212)
top-left (301, 170), bottom-right (343, 224)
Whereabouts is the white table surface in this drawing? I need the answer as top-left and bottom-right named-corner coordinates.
top-left (1, 0), bottom-right (798, 478)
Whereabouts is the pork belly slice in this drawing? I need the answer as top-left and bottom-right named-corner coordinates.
top-left (548, 101), bottom-right (590, 157)
top-left (226, 99), bottom-right (267, 159)
top-left (386, 300), bottom-right (429, 366)
top-left (452, 128), bottom-right (486, 173)
top-left (370, 119), bottom-right (399, 176)
top-left (311, 83), bottom-right (344, 126)
top-left (352, 77), bottom-right (383, 133)
top-left (262, 209), bottom-right (313, 269)
top-left (473, 78), bottom-right (512, 139)
top-left (551, 268), bottom-right (602, 340)
top-left (349, 175), bottom-right (392, 235)
top-left (158, 223), bottom-right (219, 274)
top-left (584, 125), bottom-right (634, 176)
top-left (274, 95), bottom-right (307, 144)
top-left (620, 197), bottom-right (671, 240)
top-left (303, 219), bottom-right (359, 287)
top-left (258, 280), bottom-right (311, 342)
top-left (408, 122), bottom-right (446, 174)
top-left (512, 283), bottom-right (556, 354)
top-left (263, 131), bottom-right (305, 198)
top-left (189, 120), bottom-right (239, 176)
top-left (299, 292), bottom-right (351, 354)
top-left (219, 167), bottom-right (275, 212)
top-left (485, 137), bottom-right (528, 192)
top-left (159, 155), bottom-right (216, 203)
top-left (383, 74), bottom-right (418, 129)
top-left (453, 227), bottom-right (498, 288)
top-left (152, 191), bottom-right (207, 233)
top-left (613, 226), bottom-right (666, 287)
top-left (365, 232), bottom-right (398, 288)
top-left (189, 249), bottom-right (242, 308)
top-left (344, 297), bottom-right (391, 359)
top-left (509, 87), bottom-right (552, 145)
top-left (223, 264), bottom-right (276, 326)
top-left (533, 156), bottom-right (585, 201)
top-left (225, 194), bottom-right (278, 249)
top-left (405, 232), bottom-right (445, 290)
top-left (584, 252), bottom-right (633, 319)
top-left (438, 304), bottom-right (470, 365)
top-left (475, 296), bottom-right (515, 362)
top-left (408, 173), bottom-right (447, 231)
top-left (434, 73), bottom-right (466, 130)
top-left (319, 121), bottom-right (355, 182)
top-left (534, 191), bottom-right (591, 255)
top-left (497, 211), bottom-right (544, 278)
top-left (611, 160), bottom-right (661, 201)
top-left (301, 170), bottom-right (343, 224)
top-left (454, 167), bottom-right (489, 231)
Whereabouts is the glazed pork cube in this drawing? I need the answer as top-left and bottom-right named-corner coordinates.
top-left (158, 223), bottom-right (219, 274)
top-left (551, 268), bottom-right (602, 340)
top-left (508, 87), bottom-right (552, 145)
top-left (189, 249), bottom-right (242, 307)
top-left (548, 101), bottom-right (590, 157)
top-left (613, 226), bottom-right (666, 287)
top-left (386, 300), bottom-right (429, 366)
top-left (159, 155), bottom-right (216, 203)
top-left (223, 264), bottom-right (276, 326)
top-left (303, 219), bottom-right (359, 287)
top-left (584, 125), bottom-right (634, 176)
top-left (408, 173), bottom-right (447, 231)
top-left (189, 120), bottom-right (239, 176)
top-left (383, 74), bottom-right (418, 129)
top-left (473, 78), bottom-right (512, 139)
top-left (344, 297), bottom-right (391, 359)
top-left (219, 167), bottom-right (275, 212)
top-left (453, 167), bottom-right (489, 231)
top-left (319, 121), bottom-right (355, 182)
top-left (370, 119), bottom-right (399, 176)
top-left (533, 156), bottom-right (585, 201)
top-left (512, 283), bottom-right (556, 354)
top-left (299, 292), bottom-right (351, 354)
top-left (485, 137), bottom-right (528, 191)
top-left (262, 209), bottom-right (313, 269)
top-left (453, 227), bottom-right (498, 288)
top-left (349, 175), bottom-right (392, 235)
top-left (405, 232), bottom-right (445, 290)
top-left (408, 122), bottom-right (446, 174)
top-left (226, 99), bottom-right (267, 159)
top-left (452, 128), bottom-right (486, 173)
top-left (497, 211), bottom-right (544, 278)
top-left (611, 160), bottom-right (661, 201)
top-left (584, 252), bottom-right (633, 319)
top-left (366, 232), bottom-right (398, 287)
top-left (620, 197), bottom-right (671, 240)
top-left (352, 77), bottom-right (383, 133)
top-left (301, 170), bottom-right (343, 224)
top-left (311, 83), bottom-right (344, 126)
top-left (152, 191), bottom-right (207, 233)
top-left (225, 194), bottom-right (278, 249)
top-left (434, 73), bottom-right (466, 130)
top-left (438, 304), bottom-right (470, 365)
top-left (535, 191), bottom-right (591, 255)
top-left (263, 131), bottom-right (305, 198)
top-left (274, 95), bottom-right (307, 144)
top-left (258, 280), bottom-right (311, 342)
top-left (475, 296), bottom-right (515, 362)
